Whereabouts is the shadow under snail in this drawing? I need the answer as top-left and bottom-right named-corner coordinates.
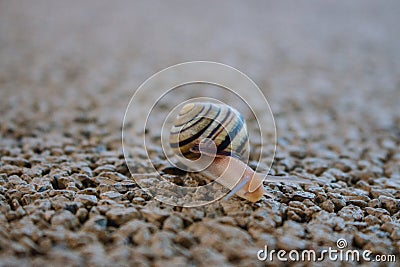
top-left (169, 102), bottom-right (317, 202)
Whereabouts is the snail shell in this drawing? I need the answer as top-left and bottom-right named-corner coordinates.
top-left (169, 102), bottom-right (250, 160)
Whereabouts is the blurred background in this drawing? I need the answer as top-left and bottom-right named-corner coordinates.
top-left (1, 1), bottom-right (399, 134)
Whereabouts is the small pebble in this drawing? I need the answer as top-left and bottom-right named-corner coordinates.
top-left (106, 207), bottom-right (140, 226)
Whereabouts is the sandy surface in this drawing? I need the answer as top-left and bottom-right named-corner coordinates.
top-left (0, 1), bottom-right (399, 266)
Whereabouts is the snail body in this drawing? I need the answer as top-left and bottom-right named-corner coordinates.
top-left (202, 155), bottom-right (265, 202)
top-left (170, 102), bottom-right (313, 202)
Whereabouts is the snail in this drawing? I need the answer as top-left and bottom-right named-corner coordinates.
top-left (169, 102), bottom-right (315, 202)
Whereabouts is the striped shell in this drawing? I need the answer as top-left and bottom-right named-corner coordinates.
top-left (169, 102), bottom-right (249, 160)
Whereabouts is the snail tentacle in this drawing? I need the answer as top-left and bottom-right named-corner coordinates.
top-left (223, 174), bottom-right (251, 200)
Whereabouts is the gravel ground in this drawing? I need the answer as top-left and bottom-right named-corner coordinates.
top-left (1, 1), bottom-right (400, 266)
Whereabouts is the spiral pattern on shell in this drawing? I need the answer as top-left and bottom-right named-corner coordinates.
top-left (169, 102), bottom-right (250, 160)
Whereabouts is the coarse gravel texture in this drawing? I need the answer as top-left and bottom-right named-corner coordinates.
top-left (1, 1), bottom-right (400, 266)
